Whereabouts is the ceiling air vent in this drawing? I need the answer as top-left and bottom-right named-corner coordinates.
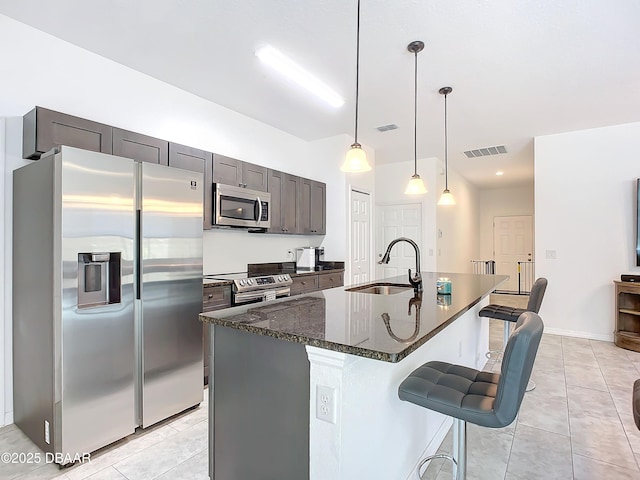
top-left (376, 124), bottom-right (398, 132)
top-left (464, 145), bottom-right (507, 158)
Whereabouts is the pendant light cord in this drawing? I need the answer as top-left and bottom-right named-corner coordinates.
top-left (444, 92), bottom-right (448, 189)
top-left (353, 0), bottom-right (361, 145)
top-left (413, 47), bottom-right (418, 176)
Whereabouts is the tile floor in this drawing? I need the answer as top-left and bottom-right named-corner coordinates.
top-left (2, 306), bottom-right (640, 479)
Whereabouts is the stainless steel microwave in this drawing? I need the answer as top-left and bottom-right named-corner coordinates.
top-left (213, 183), bottom-right (271, 228)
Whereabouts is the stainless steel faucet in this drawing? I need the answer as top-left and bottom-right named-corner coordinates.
top-left (378, 237), bottom-right (423, 292)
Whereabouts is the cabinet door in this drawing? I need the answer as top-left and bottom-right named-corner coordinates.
top-left (113, 128), bottom-right (169, 165)
top-left (290, 275), bottom-right (319, 295)
top-left (242, 161), bottom-right (268, 192)
top-left (169, 143), bottom-right (212, 229)
top-left (267, 169), bottom-right (284, 233)
top-left (282, 174), bottom-right (300, 234)
top-left (23, 106), bottom-right (113, 159)
top-left (310, 181), bottom-right (326, 235)
top-left (318, 271), bottom-right (343, 290)
top-left (213, 154), bottom-right (242, 186)
top-left (298, 178), bottom-right (313, 234)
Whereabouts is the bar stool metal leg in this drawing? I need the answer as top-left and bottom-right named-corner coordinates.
top-left (415, 419), bottom-right (466, 480)
top-left (452, 418), bottom-right (467, 480)
top-left (486, 321), bottom-right (510, 360)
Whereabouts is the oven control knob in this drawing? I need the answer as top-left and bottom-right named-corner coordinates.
top-left (239, 279), bottom-right (246, 286)
top-left (278, 275), bottom-right (283, 282)
top-left (248, 278), bottom-right (253, 285)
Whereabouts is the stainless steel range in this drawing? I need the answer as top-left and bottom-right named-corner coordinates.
top-left (205, 272), bottom-right (293, 305)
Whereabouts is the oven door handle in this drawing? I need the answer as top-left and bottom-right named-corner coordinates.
top-left (255, 196), bottom-right (262, 224)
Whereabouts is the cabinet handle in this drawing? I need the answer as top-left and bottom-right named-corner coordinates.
top-left (208, 294), bottom-right (213, 299)
top-left (301, 281), bottom-right (306, 285)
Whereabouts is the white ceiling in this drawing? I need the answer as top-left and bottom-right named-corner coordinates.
top-left (1, 0), bottom-right (639, 188)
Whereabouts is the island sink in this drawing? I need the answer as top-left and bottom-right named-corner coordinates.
top-left (345, 282), bottom-right (413, 295)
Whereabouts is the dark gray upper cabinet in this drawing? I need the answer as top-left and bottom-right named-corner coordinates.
top-left (23, 106), bottom-right (113, 159)
top-left (267, 169), bottom-right (284, 233)
top-left (267, 169), bottom-right (299, 234)
top-left (213, 154), bottom-right (268, 192)
top-left (299, 178), bottom-right (326, 235)
top-left (169, 142), bottom-right (213, 229)
top-left (283, 173), bottom-right (300, 233)
top-left (113, 128), bottom-right (168, 165)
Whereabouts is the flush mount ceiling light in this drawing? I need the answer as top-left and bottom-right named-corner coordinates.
top-left (496, 171), bottom-right (504, 176)
top-left (256, 45), bottom-right (345, 109)
top-left (404, 40), bottom-right (427, 195)
top-left (341, 0), bottom-right (372, 173)
top-left (437, 86), bottom-right (456, 206)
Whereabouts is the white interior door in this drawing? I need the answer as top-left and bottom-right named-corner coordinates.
top-left (349, 189), bottom-right (372, 286)
top-left (376, 204), bottom-right (422, 279)
top-left (493, 215), bottom-right (533, 292)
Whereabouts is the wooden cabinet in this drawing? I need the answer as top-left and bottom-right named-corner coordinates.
top-left (290, 275), bottom-right (320, 296)
top-left (615, 281), bottom-right (640, 352)
top-left (202, 283), bottom-right (232, 383)
top-left (299, 178), bottom-right (326, 235)
top-left (112, 128), bottom-right (168, 165)
top-left (203, 284), bottom-right (232, 312)
top-left (23, 106), bottom-right (113, 159)
top-left (318, 271), bottom-right (343, 290)
top-left (242, 161), bottom-right (268, 191)
top-left (213, 154), bottom-right (268, 191)
top-left (267, 169), bottom-right (300, 234)
top-left (169, 143), bottom-right (212, 229)
top-left (290, 271), bottom-right (344, 296)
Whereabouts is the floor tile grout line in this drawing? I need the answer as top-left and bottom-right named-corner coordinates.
top-left (560, 335), bottom-right (577, 479)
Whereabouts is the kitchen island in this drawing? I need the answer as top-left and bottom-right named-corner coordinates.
top-left (200, 272), bottom-right (506, 480)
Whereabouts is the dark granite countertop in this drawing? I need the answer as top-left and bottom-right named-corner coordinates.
top-left (200, 272), bottom-right (507, 363)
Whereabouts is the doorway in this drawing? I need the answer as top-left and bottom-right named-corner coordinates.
top-left (376, 203), bottom-right (422, 278)
top-left (348, 188), bottom-right (372, 286)
top-left (493, 215), bottom-right (533, 292)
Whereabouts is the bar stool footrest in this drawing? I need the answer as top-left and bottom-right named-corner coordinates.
top-left (417, 453), bottom-right (458, 480)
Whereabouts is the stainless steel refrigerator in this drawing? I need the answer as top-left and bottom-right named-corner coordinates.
top-left (12, 146), bottom-right (203, 462)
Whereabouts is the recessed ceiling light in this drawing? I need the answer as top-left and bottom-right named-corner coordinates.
top-left (496, 171), bottom-right (504, 176)
top-left (256, 45), bottom-right (345, 108)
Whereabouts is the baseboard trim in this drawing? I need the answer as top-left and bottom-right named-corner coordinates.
top-left (543, 327), bottom-right (613, 343)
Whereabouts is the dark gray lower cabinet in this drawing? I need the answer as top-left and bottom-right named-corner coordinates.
top-left (211, 325), bottom-right (310, 479)
top-left (169, 143), bottom-right (212, 229)
top-left (112, 128), bottom-right (168, 165)
top-left (202, 284), bottom-right (232, 383)
top-left (23, 106), bottom-right (113, 159)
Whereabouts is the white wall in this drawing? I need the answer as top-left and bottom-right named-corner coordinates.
top-left (435, 162), bottom-right (481, 273)
top-left (374, 157), bottom-right (438, 272)
top-left (478, 184), bottom-right (535, 260)
top-left (0, 15), bottom-right (355, 425)
top-left (535, 122), bottom-right (640, 340)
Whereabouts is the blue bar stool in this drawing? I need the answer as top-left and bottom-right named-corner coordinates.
top-left (398, 312), bottom-right (543, 480)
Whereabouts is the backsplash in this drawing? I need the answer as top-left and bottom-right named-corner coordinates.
top-left (202, 229), bottom-right (324, 274)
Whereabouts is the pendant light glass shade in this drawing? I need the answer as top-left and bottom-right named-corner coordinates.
top-left (405, 175), bottom-right (428, 195)
top-left (342, 142), bottom-right (371, 172)
top-left (437, 86), bottom-right (455, 205)
top-left (405, 41), bottom-right (427, 195)
top-left (437, 189), bottom-right (456, 205)
top-left (341, 0), bottom-right (372, 173)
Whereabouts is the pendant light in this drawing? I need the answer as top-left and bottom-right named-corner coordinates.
top-left (437, 86), bottom-right (456, 205)
top-left (404, 41), bottom-right (427, 195)
top-left (341, 0), bottom-right (372, 173)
